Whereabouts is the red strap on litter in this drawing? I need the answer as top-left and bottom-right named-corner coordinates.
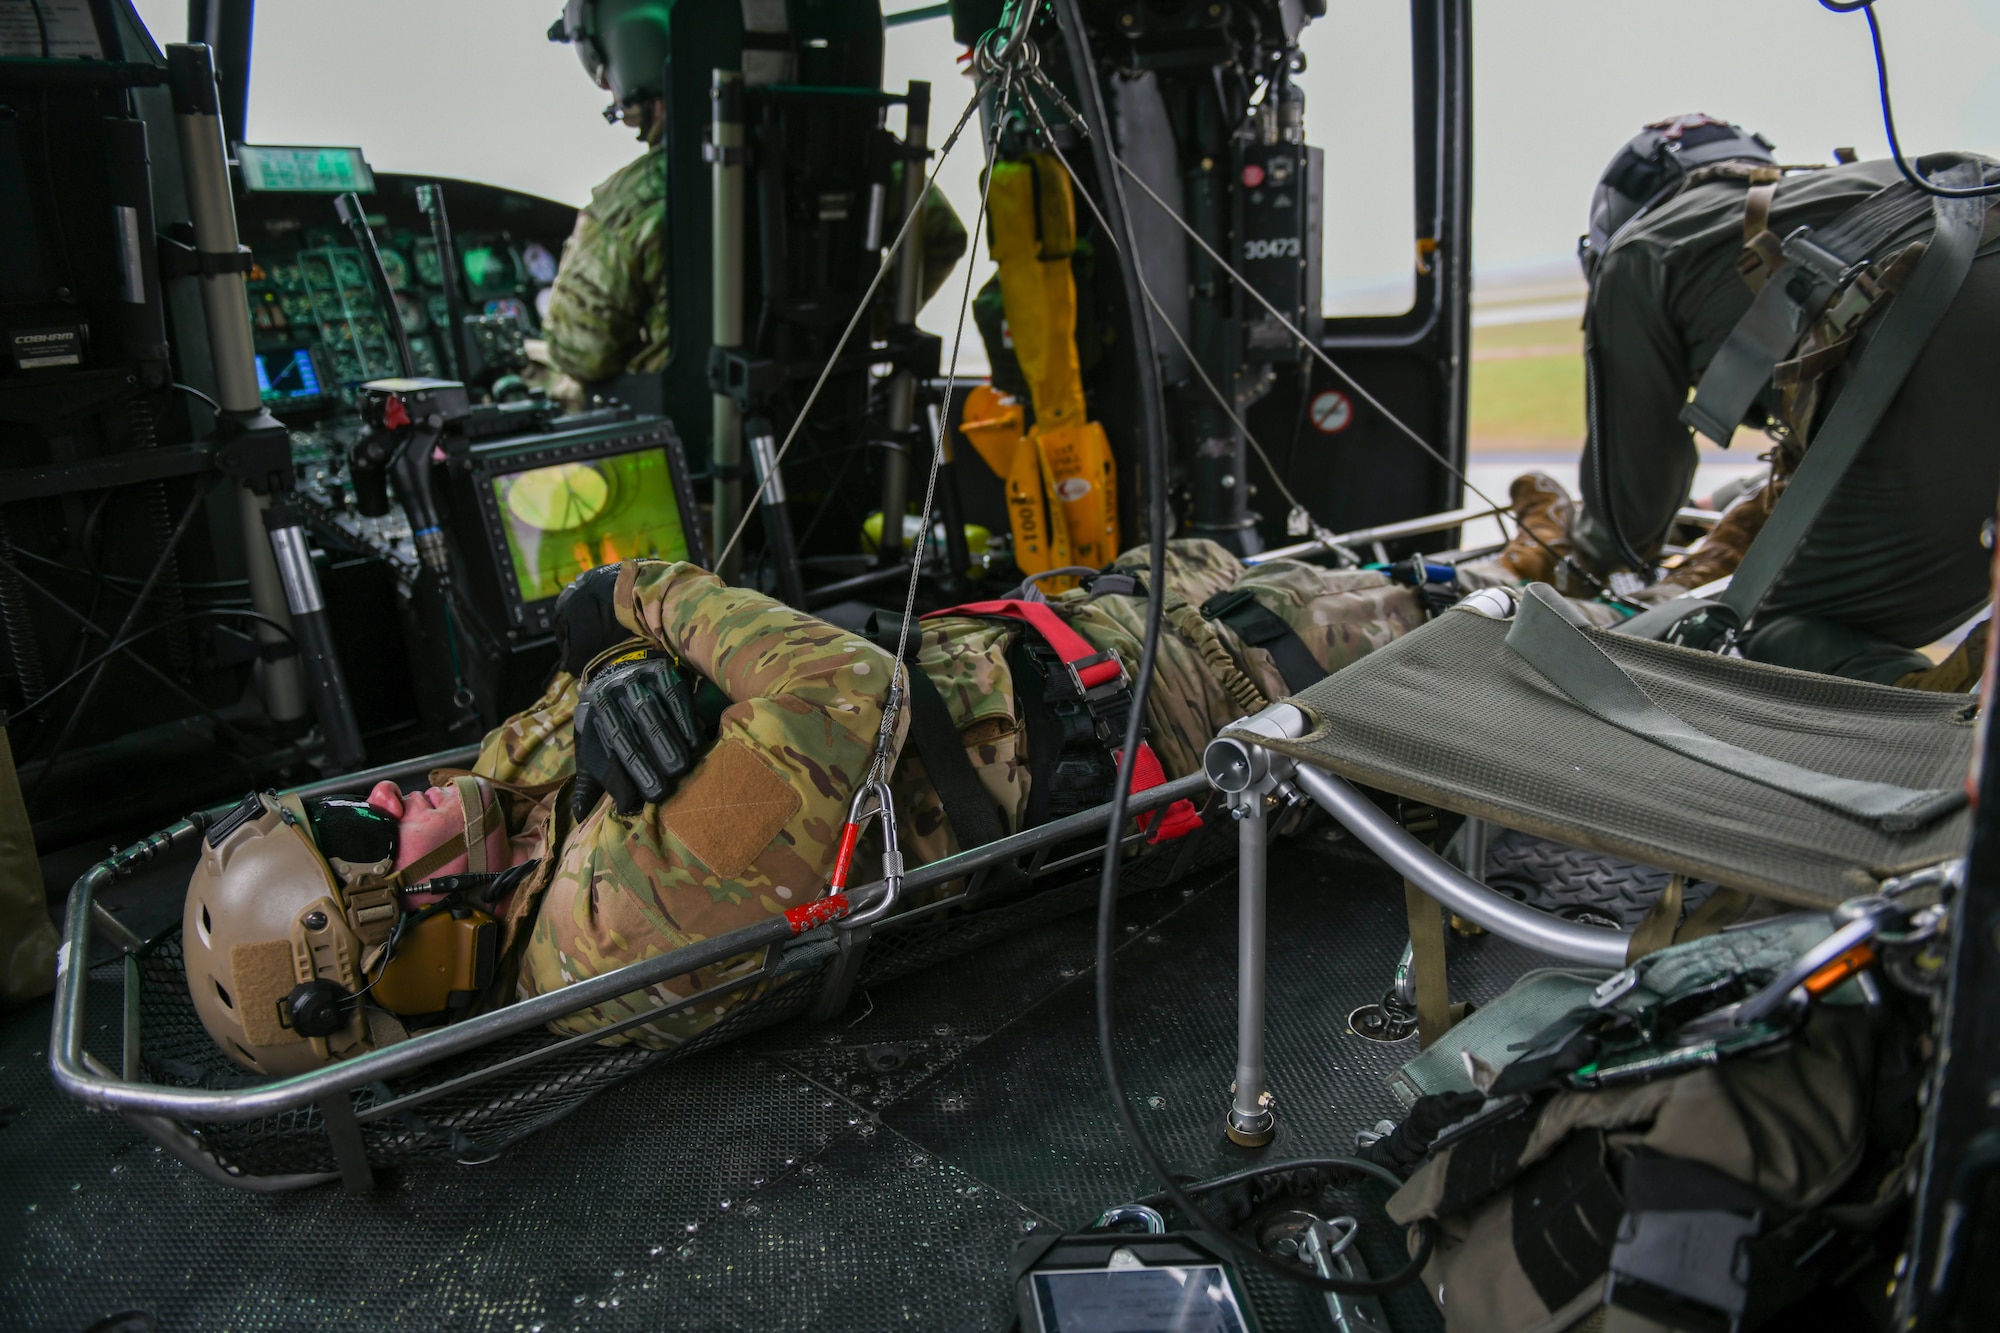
top-left (1120, 744), bottom-right (1204, 843)
top-left (929, 598), bottom-right (1201, 843)
top-left (924, 599), bottom-right (1122, 690)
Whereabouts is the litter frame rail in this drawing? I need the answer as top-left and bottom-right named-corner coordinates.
top-left (47, 745), bottom-right (1215, 1192)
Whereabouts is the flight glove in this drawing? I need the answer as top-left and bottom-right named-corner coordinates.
top-left (572, 649), bottom-right (714, 819)
top-left (552, 562), bottom-right (631, 679)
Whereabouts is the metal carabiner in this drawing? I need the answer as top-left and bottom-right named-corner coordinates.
top-left (822, 778), bottom-right (904, 931)
top-left (976, 0), bottom-right (1038, 80)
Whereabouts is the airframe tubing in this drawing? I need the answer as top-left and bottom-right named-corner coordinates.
top-left (49, 768), bottom-right (1208, 1123)
top-left (1245, 503), bottom-right (1719, 567)
top-left (1288, 764), bottom-right (1632, 968)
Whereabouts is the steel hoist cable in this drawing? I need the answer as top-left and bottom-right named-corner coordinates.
top-left (1011, 0), bottom-right (1437, 1298)
top-left (819, 77), bottom-right (1012, 932)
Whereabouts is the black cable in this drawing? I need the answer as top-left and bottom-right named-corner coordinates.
top-left (1047, 0), bottom-right (1434, 1298)
top-left (4, 608), bottom-right (299, 722)
top-left (1130, 1155), bottom-right (1411, 1210)
top-left (173, 381), bottom-right (221, 413)
top-left (7, 544), bottom-right (252, 596)
top-left (1821, 1), bottom-right (2000, 198)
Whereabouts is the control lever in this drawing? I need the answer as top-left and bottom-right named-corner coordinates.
top-left (416, 183), bottom-right (477, 385)
top-left (334, 192), bottom-right (417, 378)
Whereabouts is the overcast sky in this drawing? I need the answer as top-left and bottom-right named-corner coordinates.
top-left (131, 0), bottom-right (2000, 308)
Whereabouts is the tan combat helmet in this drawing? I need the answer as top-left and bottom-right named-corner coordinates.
top-left (183, 776), bottom-right (505, 1076)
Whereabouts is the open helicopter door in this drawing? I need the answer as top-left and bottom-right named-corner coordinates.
top-left (1001, 0), bottom-right (1472, 562)
top-left (1248, 0), bottom-right (1473, 554)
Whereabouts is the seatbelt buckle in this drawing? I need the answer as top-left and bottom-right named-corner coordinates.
top-left (1085, 691), bottom-right (1138, 748)
top-left (1779, 225), bottom-right (1868, 289)
top-left (1061, 649), bottom-right (1129, 702)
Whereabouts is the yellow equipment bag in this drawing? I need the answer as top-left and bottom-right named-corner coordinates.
top-left (981, 154), bottom-right (1120, 586)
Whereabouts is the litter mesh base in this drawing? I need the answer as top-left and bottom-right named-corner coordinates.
top-left (134, 934), bottom-right (822, 1177)
top-left (1268, 609), bottom-right (1973, 904)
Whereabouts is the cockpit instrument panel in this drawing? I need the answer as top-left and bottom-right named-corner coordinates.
top-left (232, 162), bottom-right (576, 415)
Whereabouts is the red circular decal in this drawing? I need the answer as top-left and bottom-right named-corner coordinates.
top-left (1309, 390), bottom-right (1353, 435)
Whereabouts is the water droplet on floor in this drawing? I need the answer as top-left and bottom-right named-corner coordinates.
top-left (741, 1203), bottom-right (761, 1218)
top-left (649, 1245), bottom-right (665, 1257)
top-left (933, 1025), bottom-right (951, 1036)
top-left (678, 1245), bottom-right (695, 1260)
top-left (685, 1222), bottom-right (699, 1233)
top-left (1145, 934), bottom-right (1163, 945)
top-left (718, 1199), bottom-right (732, 1210)
top-left (751, 1177), bottom-right (765, 1187)
top-left (609, 1298), bottom-right (620, 1308)
top-left (69, 1183), bottom-right (81, 1192)
top-left (1147, 1094), bottom-right (1167, 1110)
top-left (612, 1270), bottom-right (624, 1278)
top-left (572, 1295), bottom-right (586, 1306)
top-left (858, 1123), bottom-right (877, 1138)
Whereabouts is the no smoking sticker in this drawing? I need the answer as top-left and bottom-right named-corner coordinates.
top-left (1309, 390), bottom-right (1353, 434)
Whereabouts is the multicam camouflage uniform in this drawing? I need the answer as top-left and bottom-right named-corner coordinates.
top-left (472, 542), bottom-right (1430, 1039)
top-left (1208, 560), bottom-right (1427, 701)
top-left (544, 141), bottom-right (671, 384)
top-left (476, 563), bottom-right (907, 1049)
top-left (543, 139), bottom-right (970, 386)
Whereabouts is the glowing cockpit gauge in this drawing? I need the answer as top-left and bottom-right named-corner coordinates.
top-left (502, 462), bottom-right (611, 532)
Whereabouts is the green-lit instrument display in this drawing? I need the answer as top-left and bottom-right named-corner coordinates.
top-left (237, 144), bottom-right (377, 195)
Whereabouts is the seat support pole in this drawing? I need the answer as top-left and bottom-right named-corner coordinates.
top-left (1205, 703), bottom-right (1313, 1149)
top-left (1227, 790), bottom-right (1276, 1147)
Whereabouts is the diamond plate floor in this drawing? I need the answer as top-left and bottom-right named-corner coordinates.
top-left (1, 831), bottom-right (1547, 1332)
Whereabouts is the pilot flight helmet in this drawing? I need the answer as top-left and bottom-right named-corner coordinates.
top-left (1579, 114), bottom-right (1777, 284)
top-left (548, 0), bottom-right (673, 109)
top-left (182, 776), bottom-right (504, 1076)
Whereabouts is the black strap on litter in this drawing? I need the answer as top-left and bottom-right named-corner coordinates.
top-left (1202, 588), bottom-right (1328, 694)
top-left (1719, 164), bottom-right (1988, 627)
top-left (1506, 586), bottom-right (1966, 831)
top-left (1682, 175), bottom-right (1938, 445)
top-left (1010, 634), bottom-right (1125, 828)
top-left (868, 616), bottom-right (1004, 853)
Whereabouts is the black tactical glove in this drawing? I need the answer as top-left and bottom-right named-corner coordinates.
top-left (552, 562), bottom-right (631, 679)
top-left (572, 649), bottom-right (714, 819)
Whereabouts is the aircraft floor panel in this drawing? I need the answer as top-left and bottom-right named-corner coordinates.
top-left (1, 836), bottom-right (1548, 1332)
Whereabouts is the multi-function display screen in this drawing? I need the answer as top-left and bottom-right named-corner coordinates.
top-left (254, 346), bottom-right (324, 402)
top-left (489, 448), bottom-right (689, 604)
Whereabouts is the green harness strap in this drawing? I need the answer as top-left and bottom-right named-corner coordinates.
top-left (1617, 163), bottom-right (1988, 647)
top-left (1681, 176), bottom-right (1937, 446)
top-left (1505, 586), bottom-right (1964, 832)
top-left (1718, 164), bottom-right (1989, 627)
